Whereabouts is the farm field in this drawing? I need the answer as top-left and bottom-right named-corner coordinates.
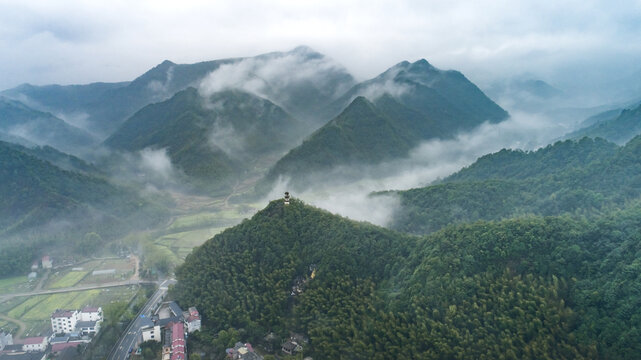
top-left (48, 271), bottom-right (89, 289)
top-left (0, 275), bottom-right (36, 293)
top-left (1, 286), bottom-right (140, 338)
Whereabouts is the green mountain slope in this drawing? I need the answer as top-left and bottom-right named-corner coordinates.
top-left (105, 87), bottom-right (303, 192)
top-left (387, 136), bottom-right (640, 234)
top-left (0, 140), bottom-right (167, 240)
top-left (173, 197), bottom-right (641, 359)
top-left (261, 60), bottom-right (508, 191)
top-left (3, 46), bottom-right (355, 139)
top-left (566, 103), bottom-right (641, 144)
top-left (0, 96), bottom-right (97, 154)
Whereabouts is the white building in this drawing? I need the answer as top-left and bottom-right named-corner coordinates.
top-left (80, 307), bottom-right (102, 322)
top-left (0, 332), bottom-right (13, 351)
top-left (185, 307), bottom-right (201, 333)
top-left (18, 337), bottom-right (48, 352)
top-left (51, 310), bottom-right (79, 334)
top-left (41, 256), bottom-right (52, 269)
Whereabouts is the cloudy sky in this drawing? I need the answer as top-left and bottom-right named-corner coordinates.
top-left (1, 0), bottom-right (641, 92)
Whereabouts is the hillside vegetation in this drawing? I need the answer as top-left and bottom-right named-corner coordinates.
top-left (174, 197), bottom-right (641, 359)
top-left (387, 136), bottom-right (641, 234)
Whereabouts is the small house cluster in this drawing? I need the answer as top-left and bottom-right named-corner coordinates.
top-left (51, 306), bottom-right (103, 336)
top-left (226, 342), bottom-right (262, 360)
top-left (139, 302), bottom-right (201, 360)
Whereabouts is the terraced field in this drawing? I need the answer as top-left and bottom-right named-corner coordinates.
top-left (49, 271), bottom-right (89, 289)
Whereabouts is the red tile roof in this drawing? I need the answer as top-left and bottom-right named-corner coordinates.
top-left (18, 337), bottom-right (45, 345)
top-left (52, 310), bottom-right (76, 318)
top-left (170, 322), bottom-right (185, 360)
top-left (52, 342), bottom-right (81, 353)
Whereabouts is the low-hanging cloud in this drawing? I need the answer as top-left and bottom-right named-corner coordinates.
top-left (263, 111), bottom-right (570, 227)
top-left (138, 147), bottom-right (176, 182)
top-left (198, 47), bottom-right (352, 108)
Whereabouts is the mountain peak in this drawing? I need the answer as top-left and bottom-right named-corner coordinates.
top-left (287, 45), bottom-right (324, 60)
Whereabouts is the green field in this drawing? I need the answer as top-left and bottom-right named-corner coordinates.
top-left (49, 271), bottom-right (88, 289)
top-left (0, 275), bottom-right (34, 293)
top-left (7, 295), bottom-right (47, 318)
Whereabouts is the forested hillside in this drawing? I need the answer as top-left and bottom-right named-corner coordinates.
top-left (387, 136), bottom-right (641, 234)
top-left (0, 141), bottom-right (167, 241)
top-left (261, 59), bottom-right (508, 191)
top-left (567, 103), bottom-right (641, 144)
top-left (173, 197), bottom-right (641, 359)
top-left (105, 88), bottom-right (303, 192)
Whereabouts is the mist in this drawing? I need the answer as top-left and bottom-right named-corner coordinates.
top-left (263, 111), bottom-right (569, 227)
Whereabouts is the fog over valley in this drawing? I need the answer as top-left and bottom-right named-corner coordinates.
top-left (1, 1), bottom-right (641, 359)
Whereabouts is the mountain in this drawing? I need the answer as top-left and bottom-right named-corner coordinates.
top-left (105, 87), bottom-right (303, 192)
top-left (386, 136), bottom-right (641, 234)
top-left (484, 78), bottom-right (565, 112)
top-left (0, 140), bottom-right (167, 241)
top-left (261, 61), bottom-right (508, 190)
top-left (173, 196), bottom-right (641, 359)
top-left (0, 96), bottom-right (97, 154)
top-left (565, 103), bottom-right (641, 144)
top-left (2, 46), bottom-right (355, 139)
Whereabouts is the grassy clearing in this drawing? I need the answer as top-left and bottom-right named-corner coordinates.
top-left (7, 295), bottom-right (47, 318)
top-left (20, 289), bottom-right (101, 321)
top-left (0, 297), bottom-right (27, 313)
top-left (49, 271), bottom-right (88, 289)
top-left (0, 275), bottom-right (33, 293)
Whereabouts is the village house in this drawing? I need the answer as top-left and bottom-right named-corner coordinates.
top-left (0, 333), bottom-right (12, 352)
top-left (0, 352), bottom-right (46, 360)
top-left (140, 316), bottom-right (161, 343)
top-left (41, 256), bottom-right (52, 269)
top-left (226, 342), bottom-right (263, 360)
top-left (15, 337), bottom-right (48, 353)
top-left (184, 307), bottom-right (201, 333)
top-left (51, 310), bottom-right (79, 334)
top-left (51, 306), bottom-right (103, 335)
top-left (170, 322), bottom-right (186, 360)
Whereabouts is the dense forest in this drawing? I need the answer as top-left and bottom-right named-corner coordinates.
top-left (386, 136), bottom-right (641, 234)
top-left (0, 141), bottom-right (168, 248)
top-left (173, 196), bottom-right (641, 359)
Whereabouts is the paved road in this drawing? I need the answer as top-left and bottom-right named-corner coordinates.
top-left (0, 280), bottom-right (154, 303)
top-left (108, 279), bottom-right (175, 360)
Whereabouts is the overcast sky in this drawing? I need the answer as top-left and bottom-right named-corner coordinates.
top-left (1, 0), bottom-right (640, 92)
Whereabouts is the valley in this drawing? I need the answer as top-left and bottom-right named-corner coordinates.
top-left (1, 41), bottom-right (641, 360)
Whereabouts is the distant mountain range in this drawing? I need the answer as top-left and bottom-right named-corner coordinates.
top-left (2, 46), bottom-right (510, 197)
top-left (261, 59), bottom-right (508, 191)
top-left (0, 96), bottom-right (97, 154)
top-left (566, 102), bottom-right (641, 144)
top-left (1, 46), bottom-right (354, 140)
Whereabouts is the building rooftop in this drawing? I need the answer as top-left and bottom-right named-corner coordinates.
top-left (0, 351), bottom-right (45, 360)
top-left (16, 337), bottom-right (45, 345)
top-left (169, 302), bottom-right (183, 318)
top-left (76, 321), bottom-right (97, 328)
top-left (50, 337), bottom-right (70, 344)
top-left (51, 310), bottom-right (76, 318)
top-left (139, 316), bottom-right (154, 329)
top-left (51, 342), bottom-right (81, 353)
top-left (81, 306), bottom-right (100, 313)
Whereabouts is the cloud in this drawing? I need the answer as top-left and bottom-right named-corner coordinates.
top-left (1, 0), bottom-right (641, 100)
top-left (146, 65), bottom-right (174, 100)
top-left (198, 46), bottom-right (350, 107)
top-left (138, 147), bottom-right (176, 182)
top-left (262, 111), bottom-right (568, 226)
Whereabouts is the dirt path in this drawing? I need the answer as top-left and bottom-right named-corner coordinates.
top-left (34, 269), bottom-right (49, 291)
top-left (130, 254), bottom-right (140, 281)
top-left (0, 313), bottom-right (27, 339)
